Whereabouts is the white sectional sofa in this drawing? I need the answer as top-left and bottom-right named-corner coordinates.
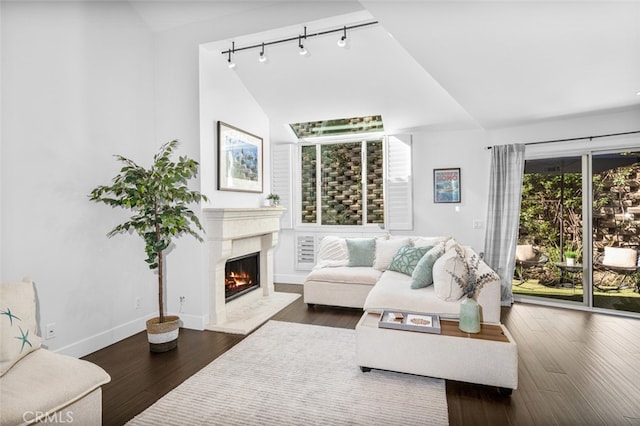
top-left (303, 235), bottom-right (502, 324)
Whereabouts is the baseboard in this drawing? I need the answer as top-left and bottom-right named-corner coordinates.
top-left (275, 274), bottom-right (305, 285)
top-left (177, 312), bottom-right (208, 331)
top-left (54, 312), bottom-right (208, 358)
top-left (54, 315), bottom-right (152, 358)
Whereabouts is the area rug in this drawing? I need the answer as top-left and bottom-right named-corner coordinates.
top-left (127, 320), bottom-right (449, 425)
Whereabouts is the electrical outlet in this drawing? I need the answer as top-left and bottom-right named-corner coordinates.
top-left (135, 297), bottom-right (141, 310)
top-left (472, 220), bottom-right (484, 229)
top-left (45, 323), bottom-right (56, 340)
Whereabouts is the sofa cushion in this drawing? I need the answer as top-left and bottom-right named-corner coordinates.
top-left (346, 238), bottom-right (376, 267)
top-left (363, 270), bottom-right (463, 317)
top-left (373, 238), bottom-right (411, 271)
top-left (315, 236), bottom-right (349, 268)
top-left (410, 242), bottom-right (446, 289)
top-left (304, 266), bottom-right (382, 286)
top-left (432, 244), bottom-right (466, 301)
top-left (1, 348), bottom-right (111, 425)
top-left (1, 280), bottom-right (42, 376)
top-left (388, 245), bottom-right (431, 276)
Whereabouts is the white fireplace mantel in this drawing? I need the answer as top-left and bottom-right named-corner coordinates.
top-left (203, 207), bottom-right (286, 328)
top-left (203, 207), bottom-right (285, 242)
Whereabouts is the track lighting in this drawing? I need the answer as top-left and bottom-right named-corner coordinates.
top-left (298, 27), bottom-right (308, 56)
top-left (337, 26), bottom-right (347, 47)
top-left (222, 21), bottom-right (377, 67)
top-left (227, 42), bottom-right (236, 69)
top-left (259, 43), bottom-right (267, 63)
top-left (298, 36), bottom-right (308, 56)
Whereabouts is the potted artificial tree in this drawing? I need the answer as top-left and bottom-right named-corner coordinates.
top-left (89, 140), bottom-right (207, 352)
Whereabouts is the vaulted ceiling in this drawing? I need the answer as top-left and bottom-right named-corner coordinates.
top-left (132, 1), bottom-right (640, 141)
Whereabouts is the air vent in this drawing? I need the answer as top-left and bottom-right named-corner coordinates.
top-left (296, 234), bottom-right (316, 270)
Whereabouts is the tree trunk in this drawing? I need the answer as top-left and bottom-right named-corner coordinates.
top-left (158, 249), bottom-right (164, 323)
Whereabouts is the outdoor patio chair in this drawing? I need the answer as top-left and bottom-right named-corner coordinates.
top-left (515, 244), bottom-right (548, 285)
top-left (593, 247), bottom-right (640, 292)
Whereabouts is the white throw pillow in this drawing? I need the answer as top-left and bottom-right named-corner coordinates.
top-left (1, 280), bottom-right (42, 376)
top-left (315, 236), bottom-right (349, 268)
top-left (411, 236), bottom-right (450, 248)
top-left (373, 238), bottom-right (411, 271)
top-left (516, 245), bottom-right (536, 261)
top-left (432, 243), bottom-right (466, 301)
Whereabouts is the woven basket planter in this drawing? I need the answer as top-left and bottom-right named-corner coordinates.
top-left (146, 315), bottom-right (180, 352)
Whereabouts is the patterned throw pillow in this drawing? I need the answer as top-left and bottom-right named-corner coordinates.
top-left (1, 280), bottom-right (42, 376)
top-left (373, 238), bottom-right (411, 271)
top-left (387, 245), bottom-right (431, 276)
top-left (411, 242), bottom-right (446, 289)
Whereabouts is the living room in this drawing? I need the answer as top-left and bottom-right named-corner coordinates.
top-left (2, 1), bottom-right (640, 425)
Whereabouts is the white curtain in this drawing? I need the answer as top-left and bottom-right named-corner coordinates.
top-left (484, 144), bottom-right (525, 306)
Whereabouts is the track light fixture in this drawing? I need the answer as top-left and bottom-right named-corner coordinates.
top-left (337, 26), bottom-right (347, 47)
top-left (227, 42), bottom-right (236, 69)
top-left (222, 21), bottom-right (377, 66)
top-left (298, 27), bottom-right (308, 56)
top-left (259, 42), bottom-right (267, 63)
top-left (298, 36), bottom-right (308, 56)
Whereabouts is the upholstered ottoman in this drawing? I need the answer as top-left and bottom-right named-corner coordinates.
top-left (356, 311), bottom-right (518, 393)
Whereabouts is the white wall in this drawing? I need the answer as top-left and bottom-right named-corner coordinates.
top-left (408, 129), bottom-right (490, 251)
top-left (487, 107), bottom-right (640, 148)
top-left (1, 2), bottom-right (157, 356)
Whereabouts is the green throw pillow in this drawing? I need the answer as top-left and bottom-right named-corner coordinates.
top-left (346, 238), bottom-right (376, 267)
top-left (411, 245), bottom-right (445, 289)
top-left (388, 245), bottom-right (431, 276)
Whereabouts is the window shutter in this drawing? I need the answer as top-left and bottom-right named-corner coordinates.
top-left (271, 143), bottom-right (293, 229)
top-left (385, 134), bottom-right (413, 230)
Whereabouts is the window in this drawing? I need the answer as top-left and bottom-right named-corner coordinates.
top-left (272, 116), bottom-right (412, 230)
top-left (300, 140), bottom-right (384, 226)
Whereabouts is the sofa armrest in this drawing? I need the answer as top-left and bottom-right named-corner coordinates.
top-left (1, 349), bottom-right (110, 425)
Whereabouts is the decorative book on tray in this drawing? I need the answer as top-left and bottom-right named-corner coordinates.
top-left (378, 310), bottom-right (442, 334)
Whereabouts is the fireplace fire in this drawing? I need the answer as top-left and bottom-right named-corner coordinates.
top-left (225, 252), bottom-right (260, 302)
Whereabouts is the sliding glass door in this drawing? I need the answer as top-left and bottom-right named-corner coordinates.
top-left (514, 156), bottom-right (584, 304)
top-left (514, 150), bottom-right (640, 316)
top-left (592, 152), bottom-right (640, 314)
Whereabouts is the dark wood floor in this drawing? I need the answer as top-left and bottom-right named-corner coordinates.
top-left (83, 284), bottom-right (640, 426)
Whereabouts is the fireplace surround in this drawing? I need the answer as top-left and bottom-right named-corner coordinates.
top-left (203, 207), bottom-right (285, 329)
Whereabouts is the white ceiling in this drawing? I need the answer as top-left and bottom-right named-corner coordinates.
top-left (132, 1), bottom-right (640, 141)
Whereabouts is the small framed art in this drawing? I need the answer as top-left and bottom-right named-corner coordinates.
top-left (433, 168), bottom-right (461, 203)
top-left (217, 121), bottom-right (263, 193)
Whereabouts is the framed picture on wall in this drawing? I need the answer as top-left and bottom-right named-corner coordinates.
top-left (217, 121), bottom-right (263, 193)
top-left (433, 168), bottom-right (461, 203)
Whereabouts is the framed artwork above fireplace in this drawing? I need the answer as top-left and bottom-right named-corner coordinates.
top-left (217, 121), bottom-right (263, 193)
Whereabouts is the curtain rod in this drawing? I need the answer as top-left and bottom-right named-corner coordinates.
top-left (486, 130), bottom-right (640, 150)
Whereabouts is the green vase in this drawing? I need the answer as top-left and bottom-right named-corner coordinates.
top-left (459, 296), bottom-right (481, 333)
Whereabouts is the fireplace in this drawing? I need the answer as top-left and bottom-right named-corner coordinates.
top-left (225, 252), bottom-right (260, 302)
top-left (204, 207), bottom-right (285, 328)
